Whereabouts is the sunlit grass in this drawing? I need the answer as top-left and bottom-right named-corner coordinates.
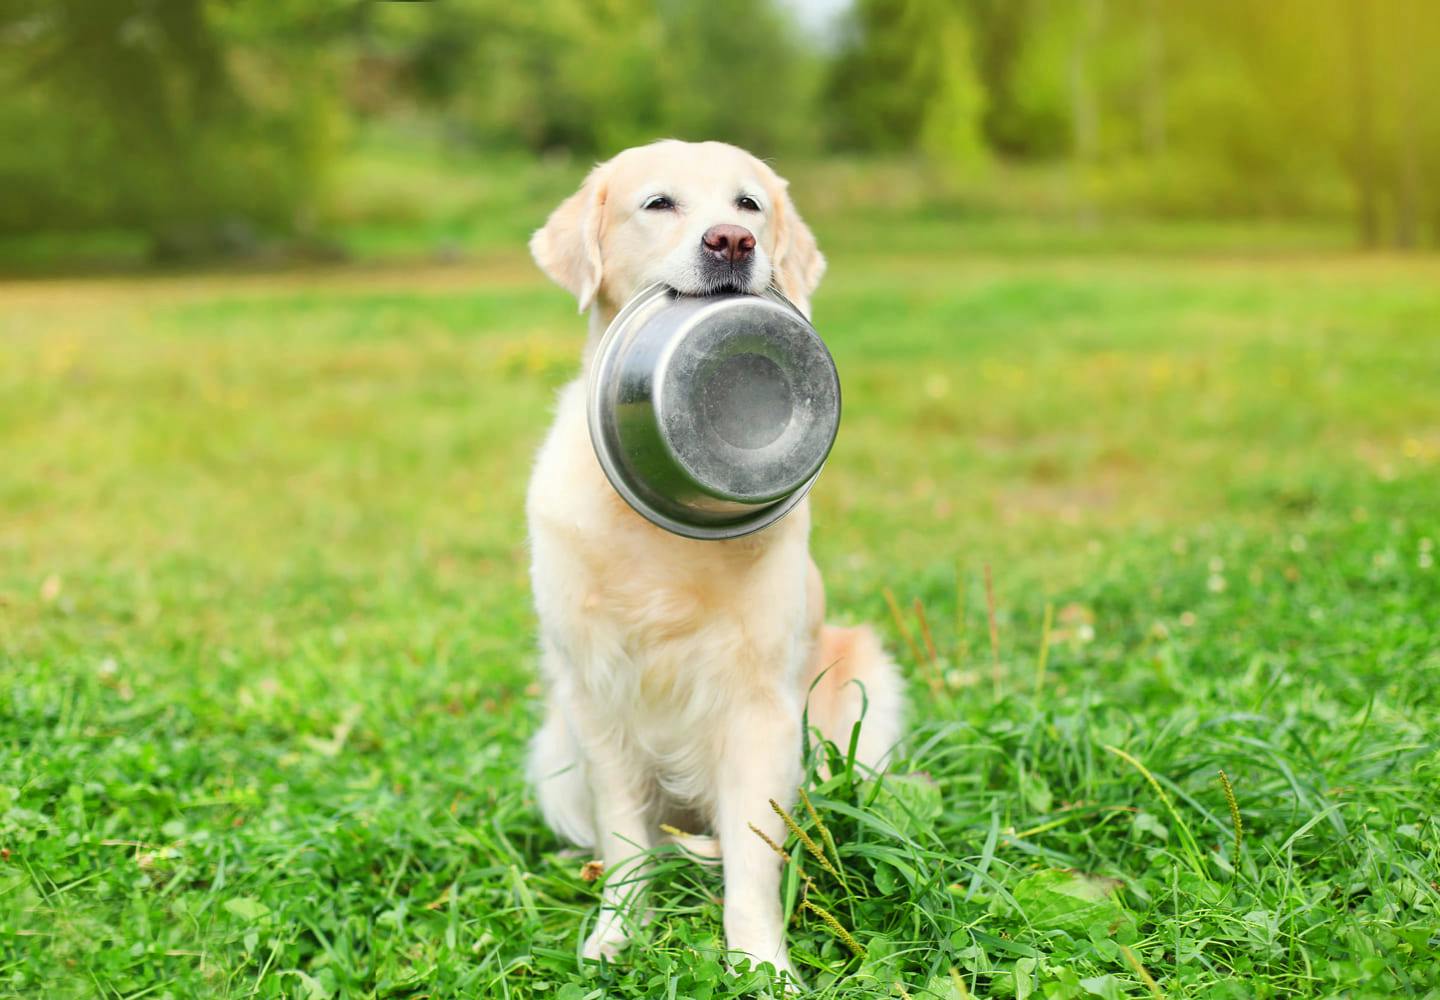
top-left (2, 223), bottom-right (1438, 996)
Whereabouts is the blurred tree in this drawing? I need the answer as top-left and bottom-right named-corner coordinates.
top-left (1352, 0), bottom-right (1438, 248)
top-left (2, 0), bottom-right (1435, 254)
top-left (1139, 0), bottom-right (1166, 156)
top-left (964, 0), bottom-right (1069, 159)
top-left (1169, 0), bottom-right (1440, 245)
top-left (825, 0), bottom-right (987, 167)
top-left (654, 0), bottom-right (822, 156)
top-left (386, 0), bottom-right (817, 157)
top-left (1068, 0), bottom-right (1102, 165)
top-left (0, 0), bottom-right (347, 258)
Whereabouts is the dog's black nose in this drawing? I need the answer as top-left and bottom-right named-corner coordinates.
top-left (701, 224), bottom-right (756, 265)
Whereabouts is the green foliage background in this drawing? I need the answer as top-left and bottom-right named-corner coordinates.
top-left (3, 0), bottom-right (1439, 256)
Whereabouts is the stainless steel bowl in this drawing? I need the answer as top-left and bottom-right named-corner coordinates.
top-left (588, 283), bottom-right (841, 539)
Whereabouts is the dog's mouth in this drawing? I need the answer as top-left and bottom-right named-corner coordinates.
top-left (690, 256), bottom-right (759, 297)
top-left (667, 277), bottom-right (756, 298)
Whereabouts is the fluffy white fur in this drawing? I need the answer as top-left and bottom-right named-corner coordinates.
top-left (525, 140), bottom-right (903, 980)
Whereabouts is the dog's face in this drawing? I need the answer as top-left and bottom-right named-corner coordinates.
top-left (531, 140), bottom-right (825, 316)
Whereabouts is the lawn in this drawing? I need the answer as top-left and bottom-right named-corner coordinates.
top-left (2, 201), bottom-right (1439, 998)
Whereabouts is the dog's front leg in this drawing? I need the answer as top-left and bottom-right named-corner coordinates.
top-left (581, 739), bottom-right (653, 962)
top-left (716, 697), bottom-right (803, 984)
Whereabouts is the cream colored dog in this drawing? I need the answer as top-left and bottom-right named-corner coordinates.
top-left (525, 140), bottom-right (903, 980)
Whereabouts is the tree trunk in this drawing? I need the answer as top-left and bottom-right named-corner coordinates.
top-left (1393, 0), bottom-right (1422, 249)
top-left (1069, 0), bottom-right (1105, 225)
top-left (1346, 0), bottom-right (1380, 247)
top-left (1142, 0), bottom-right (1166, 156)
top-left (1069, 0), bottom-right (1104, 162)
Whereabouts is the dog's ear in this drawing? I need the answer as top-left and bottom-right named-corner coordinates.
top-left (766, 172), bottom-right (826, 316)
top-left (531, 163), bottom-right (609, 312)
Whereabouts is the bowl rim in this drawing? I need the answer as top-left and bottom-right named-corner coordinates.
top-left (586, 282), bottom-right (833, 540)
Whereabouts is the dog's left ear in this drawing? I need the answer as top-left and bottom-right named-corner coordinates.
top-left (763, 168), bottom-right (826, 316)
top-left (531, 162), bottom-right (609, 312)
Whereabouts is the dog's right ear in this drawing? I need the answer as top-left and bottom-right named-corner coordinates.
top-left (530, 163), bottom-right (609, 313)
top-left (756, 161), bottom-right (826, 318)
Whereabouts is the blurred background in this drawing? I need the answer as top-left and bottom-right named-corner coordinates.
top-left (3, 0), bottom-right (1439, 267)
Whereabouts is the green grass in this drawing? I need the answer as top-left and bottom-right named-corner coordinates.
top-left (2, 199), bottom-right (1439, 998)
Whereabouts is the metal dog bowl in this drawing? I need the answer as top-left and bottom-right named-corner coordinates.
top-left (588, 283), bottom-right (840, 540)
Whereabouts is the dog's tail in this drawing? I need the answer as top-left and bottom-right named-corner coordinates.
top-left (804, 623), bottom-right (904, 771)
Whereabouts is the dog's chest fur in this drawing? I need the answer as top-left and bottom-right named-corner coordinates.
top-left (528, 379), bottom-right (814, 804)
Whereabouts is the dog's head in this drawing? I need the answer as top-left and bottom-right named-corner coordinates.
top-left (531, 140), bottom-right (825, 318)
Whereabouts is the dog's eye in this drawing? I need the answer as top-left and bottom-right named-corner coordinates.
top-left (736, 195), bottom-right (761, 212)
top-left (642, 195), bottom-right (676, 212)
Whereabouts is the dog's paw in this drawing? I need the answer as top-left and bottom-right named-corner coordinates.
top-left (581, 908), bottom-right (632, 962)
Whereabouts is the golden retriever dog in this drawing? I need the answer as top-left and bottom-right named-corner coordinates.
top-left (525, 140), bottom-right (903, 980)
